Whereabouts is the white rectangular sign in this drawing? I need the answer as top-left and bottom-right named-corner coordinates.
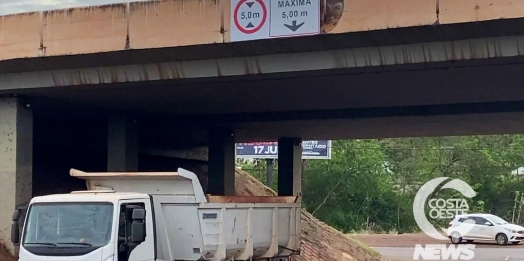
top-left (230, 0), bottom-right (320, 42)
top-left (269, 0), bottom-right (320, 38)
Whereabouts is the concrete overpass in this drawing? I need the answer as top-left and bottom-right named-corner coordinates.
top-left (3, 0), bottom-right (524, 254)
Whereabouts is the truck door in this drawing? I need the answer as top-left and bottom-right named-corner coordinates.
top-left (117, 200), bottom-right (155, 261)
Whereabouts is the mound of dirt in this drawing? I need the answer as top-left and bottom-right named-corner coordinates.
top-left (234, 169), bottom-right (382, 261)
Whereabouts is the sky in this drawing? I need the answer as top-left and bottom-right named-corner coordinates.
top-left (0, 0), bottom-right (134, 15)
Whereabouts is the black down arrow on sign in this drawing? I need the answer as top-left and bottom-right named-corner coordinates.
top-left (246, 2), bottom-right (254, 7)
top-left (284, 21), bottom-right (305, 32)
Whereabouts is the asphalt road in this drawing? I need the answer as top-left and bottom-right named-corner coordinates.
top-left (374, 247), bottom-right (524, 261)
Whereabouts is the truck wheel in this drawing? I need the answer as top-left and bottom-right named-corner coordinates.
top-left (450, 232), bottom-right (462, 244)
top-left (496, 234), bottom-right (508, 245)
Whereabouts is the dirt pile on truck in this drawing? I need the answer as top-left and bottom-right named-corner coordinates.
top-left (234, 169), bottom-right (383, 261)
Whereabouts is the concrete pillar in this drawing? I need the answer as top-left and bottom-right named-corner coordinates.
top-left (278, 137), bottom-right (302, 197)
top-left (207, 127), bottom-right (235, 195)
top-left (0, 98), bottom-right (32, 255)
top-left (107, 114), bottom-right (138, 172)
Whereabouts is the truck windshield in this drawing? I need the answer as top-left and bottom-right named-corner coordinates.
top-left (23, 202), bottom-right (114, 248)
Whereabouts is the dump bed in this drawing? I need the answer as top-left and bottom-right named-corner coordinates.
top-left (70, 168), bottom-right (301, 261)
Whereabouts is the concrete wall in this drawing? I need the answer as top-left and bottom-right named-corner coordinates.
top-left (0, 98), bottom-right (32, 253)
top-left (1, 0), bottom-right (523, 61)
top-left (30, 115), bottom-right (209, 196)
top-left (32, 145), bottom-right (105, 197)
top-left (32, 148), bottom-right (208, 196)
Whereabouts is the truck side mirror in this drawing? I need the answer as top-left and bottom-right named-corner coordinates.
top-left (131, 208), bottom-right (146, 243)
top-left (12, 209), bottom-right (21, 221)
top-left (11, 209), bottom-right (21, 245)
top-left (11, 221), bottom-right (20, 245)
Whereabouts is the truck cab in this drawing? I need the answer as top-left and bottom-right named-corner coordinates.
top-left (11, 168), bottom-right (301, 261)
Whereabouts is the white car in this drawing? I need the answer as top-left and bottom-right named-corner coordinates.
top-left (447, 213), bottom-right (524, 245)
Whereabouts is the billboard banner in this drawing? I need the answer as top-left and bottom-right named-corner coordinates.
top-left (236, 140), bottom-right (332, 159)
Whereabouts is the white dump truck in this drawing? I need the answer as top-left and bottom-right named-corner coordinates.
top-left (10, 168), bottom-right (301, 261)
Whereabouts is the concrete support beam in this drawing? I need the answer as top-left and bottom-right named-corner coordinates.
top-left (207, 128), bottom-right (235, 195)
top-left (6, 34), bottom-right (524, 91)
top-left (0, 98), bottom-right (32, 255)
top-left (107, 114), bottom-right (138, 172)
top-left (278, 138), bottom-right (302, 197)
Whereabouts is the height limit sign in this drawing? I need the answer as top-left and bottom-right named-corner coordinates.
top-left (232, 0), bottom-right (268, 41)
top-left (231, 0), bottom-right (320, 42)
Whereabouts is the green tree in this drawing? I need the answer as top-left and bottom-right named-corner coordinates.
top-left (303, 139), bottom-right (396, 233)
